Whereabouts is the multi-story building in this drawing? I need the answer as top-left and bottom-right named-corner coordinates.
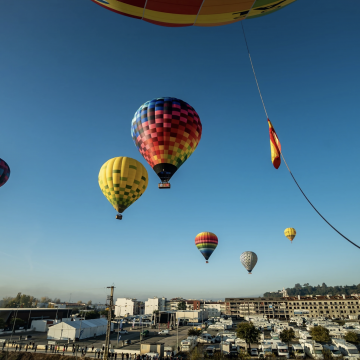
top-left (144, 297), bottom-right (166, 314)
top-left (176, 309), bottom-right (208, 323)
top-left (115, 298), bottom-right (143, 317)
top-left (202, 302), bottom-right (225, 317)
top-left (165, 298), bottom-right (187, 311)
top-left (225, 295), bottom-right (360, 319)
top-left (186, 300), bottom-right (201, 310)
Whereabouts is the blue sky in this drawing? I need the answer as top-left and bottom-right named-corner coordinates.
top-left (1, 0), bottom-right (359, 304)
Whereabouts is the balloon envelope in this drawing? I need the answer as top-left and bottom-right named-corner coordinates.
top-left (91, 0), bottom-right (296, 27)
top-left (195, 232), bottom-right (218, 263)
top-left (284, 228), bottom-right (296, 242)
top-left (131, 97), bottom-right (202, 183)
top-left (0, 159), bottom-right (10, 188)
top-left (240, 251), bottom-right (258, 274)
top-left (98, 157), bottom-right (148, 214)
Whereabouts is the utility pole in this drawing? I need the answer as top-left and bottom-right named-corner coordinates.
top-left (104, 286), bottom-right (115, 360)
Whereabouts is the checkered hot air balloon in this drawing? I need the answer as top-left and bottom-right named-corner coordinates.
top-left (240, 251), bottom-right (258, 274)
top-left (195, 232), bottom-right (218, 264)
top-left (98, 157), bottom-right (148, 220)
top-left (0, 158), bottom-right (10, 188)
top-left (131, 97), bottom-right (202, 188)
top-left (284, 228), bottom-right (296, 242)
top-left (90, 0), bottom-right (296, 27)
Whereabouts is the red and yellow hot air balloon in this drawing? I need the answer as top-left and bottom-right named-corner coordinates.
top-left (90, 0), bottom-right (296, 27)
top-left (195, 232), bottom-right (218, 263)
top-left (131, 97), bottom-right (202, 188)
top-left (284, 228), bottom-right (296, 243)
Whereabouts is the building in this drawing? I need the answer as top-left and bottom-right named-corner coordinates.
top-left (48, 303), bottom-right (66, 309)
top-left (115, 298), bottom-right (143, 317)
top-left (176, 310), bottom-right (208, 323)
top-left (47, 319), bottom-right (112, 340)
top-left (165, 298), bottom-right (186, 311)
top-left (225, 295), bottom-right (360, 319)
top-left (144, 297), bottom-right (166, 314)
top-left (202, 302), bottom-right (225, 317)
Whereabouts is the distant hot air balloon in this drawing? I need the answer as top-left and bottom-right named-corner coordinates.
top-left (240, 251), bottom-right (258, 274)
top-left (131, 97), bottom-right (202, 189)
top-left (0, 159), bottom-right (10, 188)
top-left (284, 228), bottom-right (296, 242)
top-left (98, 157), bottom-right (148, 220)
top-left (90, 0), bottom-right (296, 27)
top-left (195, 232), bottom-right (218, 263)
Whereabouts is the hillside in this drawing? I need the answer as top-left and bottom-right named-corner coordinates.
top-left (263, 283), bottom-right (360, 298)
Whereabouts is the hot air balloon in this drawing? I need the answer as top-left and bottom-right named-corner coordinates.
top-left (240, 251), bottom-right (258, 274)
top-left (131, 97), bottom-right (202, 189)
top-left (284, 228), bottom-right (296, 242)
top-left (195, 232), bottom-right (218, 263)
top-left (0, 159), bottom-right (10, 188)
top-left (90, 0), bottom-right (296, 27)
top-left (98, 157), bottom-right (148, 220)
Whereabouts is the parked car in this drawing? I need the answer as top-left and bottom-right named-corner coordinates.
top-left (119, 330), bottom-right (128, 334)
top-left (158, 330), bottom-right (169, 336)
top-left (141, 330), bottom-right (149, 337)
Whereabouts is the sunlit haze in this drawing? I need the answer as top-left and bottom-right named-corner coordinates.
top-left (1, 0), bottom-right (359, 304)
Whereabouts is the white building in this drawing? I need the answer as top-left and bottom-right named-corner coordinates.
top-left (176, 310), bottom-right (208, 323)
top-left (115, 298), bottom-right (142, 317)
top-left (31, 320), bottom-right (52, 332)
top-left (202, 302), bottom-right (224, 317)
top-left (145, 297), bottom-right (166, 314)
top-left (47, 319), bottom-right (112, 340)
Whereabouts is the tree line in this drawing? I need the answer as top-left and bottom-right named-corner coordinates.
top-left (263, 283), bottom-right (360, 298)
top-left (0, 292), bottom-right (93, 308)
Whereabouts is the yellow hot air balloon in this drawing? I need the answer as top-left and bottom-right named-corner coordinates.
top-left (284, 228), bottom-right (296, 242)
top-left (99, 157), bottom-right (148, 220)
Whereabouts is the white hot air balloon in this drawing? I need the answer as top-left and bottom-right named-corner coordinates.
top-left (240, 251), bottom-right (258, 274)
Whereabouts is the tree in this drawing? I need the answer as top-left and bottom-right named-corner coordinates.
top-left (87, 300), bottom-right (92, 306)
top-left (189, 347), bottom-right (201, 360)
top-left (77, 300), bottom-right (83, 304)
top-left (188, 328), bottom-right (202, 337)
top-left (3, 293), bottom-right (36, 308)
top-left (40, 296), bottom-right (52, 304)
top-left (280, 328), bottom-right (295, 348)
top-left (344, 331), bottom-right (359, 344)
top-left (53, 298), bottom-right (61, 304)
top-left (238, 350), bottom-right (251, 360)
top-left (80, 311), bottom-right (99, 320)
top-left (236, 322), bottom-right (260, 350)
top-left (100, 309), bottom-right (109, 317)
top-left (310, 326), bottom-right (331, 342)
top-left (322, 348), bottom-right (333, 360)
top-left (177, 301), bottom-right (186, 310)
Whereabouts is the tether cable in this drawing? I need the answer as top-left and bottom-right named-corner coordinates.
top-left (241, 22), bottom-right (360, 249)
